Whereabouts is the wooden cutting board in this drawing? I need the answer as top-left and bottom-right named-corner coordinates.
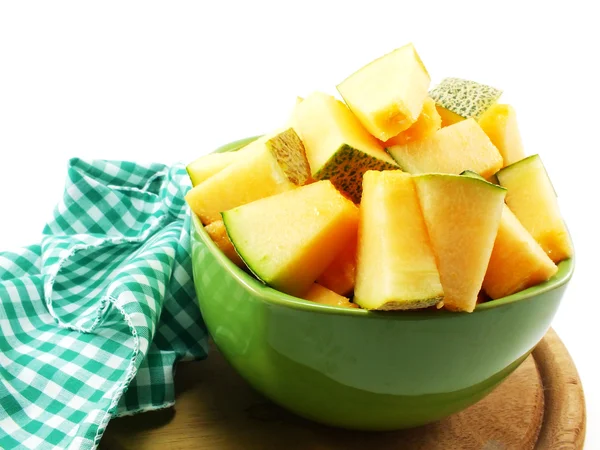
top-left (101, 328), bottom-right (586, 449)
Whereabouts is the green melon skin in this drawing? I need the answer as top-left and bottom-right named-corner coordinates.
top-left (314, 145), bottom-right (398, 203)
top-left (429, 78), bottom-right (503, 120)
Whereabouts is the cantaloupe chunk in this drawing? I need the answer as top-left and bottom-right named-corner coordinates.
top-left (496, 155), bottom-right (573, 263)
top-left (185, 130), bottom-right (310, 224)
top-left (292, 92), bottom-right (397, 203)
top-left (316, 233), bottom-right (357, 296)
top-left (429, 78), bottom-right (503, 127)
top-left (337, 43), bottom-right (431, 141)
top-left (478, 104), bottom-right (526, 166)
top-left (303, 284), bottom-right (357, 309)
top-left (387, 118), bottom-right (503, 179)
top-left (354, 171), bottom-right (443, 310)
top-left (482, 205), bottom-right (558, 299)
top-left (204, 220), bottom-right (245, 268)
top-left (187, 152), bottom-right (239, 187)
top-left (186, 139), bottom-right (266, 187)
top-left (413, 174), bottom-right (506, 312)
top-left (384, 97), bottom-right (441, 146)
top-left (222, 180), bottom-right (359, 297)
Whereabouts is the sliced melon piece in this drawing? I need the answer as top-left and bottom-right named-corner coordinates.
top-left (496, 155), bottom-right (573, 263)
top-left (413, 174), bottom-right (506, 312)
top-left (483, 205), bottom-right (558, 299)
top-left (354, 171), bottom-right (443, 310)
top-left (204, 220), bottom-right (245, 268)
top-left (478, 104), bottom-right (526, 166)
top-left (387, 118), bottom-right (503, 179)
top-left (429, 78), bottom-right (503, 127)
top-left (292, 92), bottom-right (398, 203)
top-left (316, 233), bottom-right (357, 296)
top-left (337, 43), bottom-right (431, 141)
top-left (185, 131), bottom-right (310, 225)
top-left (303, 284), bottom-right (357, 309)
top-left (222, 180), bottom-right (359, 297)
top-left (186, 141), bottom-right (263, 187)
top-left (265, 128), bottom-right (311, 186)
top-left (384, 97), bottom-right (441, 146)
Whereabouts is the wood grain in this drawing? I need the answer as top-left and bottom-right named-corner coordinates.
top-left (102, 328), bottom-right (585, 450)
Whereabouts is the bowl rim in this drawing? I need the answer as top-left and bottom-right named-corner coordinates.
top-left (189, 136), bottom-right (575, 318)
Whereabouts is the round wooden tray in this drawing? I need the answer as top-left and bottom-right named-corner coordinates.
top-left (102, 328), bottom-right (586, 449)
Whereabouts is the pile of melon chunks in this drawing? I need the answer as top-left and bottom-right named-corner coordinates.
top-left (186, 43), bottom-right (572, 313)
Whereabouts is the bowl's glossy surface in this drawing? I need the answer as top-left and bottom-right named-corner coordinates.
top-left (190, 137), bottom-right (574, 430)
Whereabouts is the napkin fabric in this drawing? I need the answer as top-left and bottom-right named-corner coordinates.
top-left (0, 158), bottom-right (208, 450)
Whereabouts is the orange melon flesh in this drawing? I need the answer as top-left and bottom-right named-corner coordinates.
top-left (303, 284), bottom-right (357, 309)
top-left (436, 105), bottom-right (465, 127)
top-left (316, 232), bottom-right (357, 296)
top-left (222, 180), bottom-right (359, 297)
top-left (204, 220), bottom-right (245, 268)
top-left (186, 140), bottom-right (265, 187)
top-left (337, 43), bottom-right (431, 141)
top-left (482, 205), bottom-right (558, 299)
top-left (292, 92), bottom-right (397, 203)
top-left (186, 152), bottom-right (239, 187)
top-left (478, 104), bottom-right (526, 166)
top-left (384, 97), bottom-right (441, 146)
top-left (185, 136), bottom-right (296, 225)
top-left (354, 171), bottom-right (443, 310)
top-left (387, 118), bottom-right (503, 179)
top-left (293, 92), bottom-right (398, 203)
top-left (496, 155), bottom-right (573, 263)
top-left (414, 174), bottom-right (506, 312)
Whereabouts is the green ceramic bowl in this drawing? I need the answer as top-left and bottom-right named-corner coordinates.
top-left (190, 137), bottom-right (574, 431)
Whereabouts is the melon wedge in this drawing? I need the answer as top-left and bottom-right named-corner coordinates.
top-left (478, 104), bottom-right (526, 166)
top-left (496, 155), bottom-right (573, 263)
top-left (413, 174), bottom-right (506, 312)
top-left (429, 78), bottom-right (503, 127)
top-left (292, 92), bottom-right (398, 202)
top-left (316, 232), bottom-right (357, 296)
top-left (387, 118), bottom-right (503, 179)
top-left (222, 180), bottom-right (359, 297)
top-left (482, 205), bottom-right (558, 299)
top-left (204, 220), bottom-right (245, 268)
top-left (384, 97), bottom-right (441, 147)
top-left (354, 171), bottom-right (443, 310)
top-left (185, 131), bottom-right (310, 225)
top-left (186, 141), bottom-right (263, 187)
top-left (337, 43), bottom-right (431, 141)
top-left (303, 284), bottom-right (357, 309)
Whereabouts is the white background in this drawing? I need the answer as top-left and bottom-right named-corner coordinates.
top-left (1, 1), bottom-right (598, 448)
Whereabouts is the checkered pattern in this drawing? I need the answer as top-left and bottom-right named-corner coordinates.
top-left (0, 158), bottom-right (208, 450)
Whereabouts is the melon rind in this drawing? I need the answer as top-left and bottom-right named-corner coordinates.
top-left (429, 78), bottom-right (502, 120)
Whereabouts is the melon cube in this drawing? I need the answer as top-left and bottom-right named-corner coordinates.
top-left (387, 118), bottom-right (503, 179)
top-left (185, 130), bottom-right (310, 224)
top-left (496, 155), bottom-right (573, 263)
top-left (292, 92), bottom-right (397, 203)
top-left (414, 174), bottom-right (506, 312)
top-left (482, 206), bottom-right (558, 299)
top-left (222, 180), bottom-right (359, 297)
top-left (337, 43), bottom-right (431, 141)
top-left (354, 170), bottom-right (443, 310)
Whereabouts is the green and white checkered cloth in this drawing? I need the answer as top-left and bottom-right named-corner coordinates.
top-left (0, 158), bottom-right (209, 450)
